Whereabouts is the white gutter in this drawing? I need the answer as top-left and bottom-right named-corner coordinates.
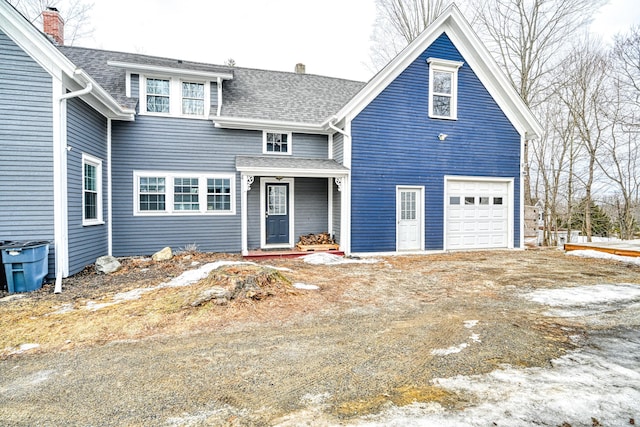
top-left (326, 117), bottom-right (350, 139)
top-left (54, 77), bottom-right (93, 294)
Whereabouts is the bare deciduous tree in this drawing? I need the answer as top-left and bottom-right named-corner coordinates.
top-left (555, 39), bottom-right (609, 241)
top-left (8, 0), bottom-right (94, 45)
top-left (370, 0), bottom-right (456, 69)
top-left (473, 0), bottom-right (605, 206)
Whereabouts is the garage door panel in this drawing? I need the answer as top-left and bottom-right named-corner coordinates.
top-left (446, 179), bottom-right (509, 250)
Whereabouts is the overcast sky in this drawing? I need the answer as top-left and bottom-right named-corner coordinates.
top-left (78, 0), bottom-right (639, 83)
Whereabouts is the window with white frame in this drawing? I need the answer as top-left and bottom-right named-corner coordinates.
top-left (427, 58), bottom-right (463, 120)
top-left (207, 178), bottom-right (232, 211)
top-left (263, 131), bottom-right (291, 154)
top-left (182, 82), bottom-right (205, 115)
top-left (146, 78), bottom-right (170, 113)
top-left (134, 172), bottom-right (235, 215)
top-left (82, 154), bottom-right (103, 225)
top-left (142, 77), bottom-right (209, 117)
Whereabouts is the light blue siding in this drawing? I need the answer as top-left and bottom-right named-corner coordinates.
top-left (332, 132), bottom-right (344, 164)
top-left (66, 97), bottom-right (108, 274)
top-left (291, 133), bottom-right (328, 158)
top-left (111, 116), bottom-right (257, 255)
top-left (332, 183), bottom-right (341, 244)
top-left (0, 30), bottom-right (55, 275)
top-left (350, 33), bottom-right (521, 252)
top-left (294, 178), bottom-right (328, 237)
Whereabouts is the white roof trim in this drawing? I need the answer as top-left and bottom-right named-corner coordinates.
top-left (236, 166), bottom-right (349, 178)
top-left (213, 116), bottom-right (329, 134)
top-left (107, 61), bottom-right (233, 81)
top-left (332, 4), bottom-right (542, 139)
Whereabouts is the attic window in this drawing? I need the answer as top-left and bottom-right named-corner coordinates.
top-left (427, 58), bottom-right (464, 120)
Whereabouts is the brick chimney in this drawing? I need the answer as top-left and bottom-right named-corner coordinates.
top-left (43, 7), bottom-right (64, 45)
top-left (295, 63), bottom-right (306, 74)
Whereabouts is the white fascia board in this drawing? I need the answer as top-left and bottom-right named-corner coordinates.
top-left (331, 3), bottom-right (542, 140)
top-left (235, 167), bottom-right (349, 178)
top-left (107, 61), bottom-right (233, 81)
top-left (214, 116), bottom-right (329, 134)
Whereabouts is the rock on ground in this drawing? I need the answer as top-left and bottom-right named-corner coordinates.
top-left (95, 255), bottom-right (121, 274)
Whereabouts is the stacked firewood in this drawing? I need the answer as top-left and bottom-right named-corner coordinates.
top-left (298, 232), bottom-right (335, 245)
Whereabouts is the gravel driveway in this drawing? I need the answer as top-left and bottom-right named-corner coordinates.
top-left (1, 250), bottom-right (639, 426)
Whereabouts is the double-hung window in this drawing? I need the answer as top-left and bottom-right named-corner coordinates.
top-left (182, 82), bottom-right (205, 116)
top-left (427, 58), bottom-right (464, 120)
top-left (135, 172), bottom-right (235, 215)
top-left (143, 77), bottom-right (209, 117)
top-left (82, 154), bottom-right (103, 225)
top-left (263, 131), bottom-right (292, 155)
top-left (146, 78), bottom-right (170, 113)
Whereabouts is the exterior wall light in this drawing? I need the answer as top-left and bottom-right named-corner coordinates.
top-left (438, 133), bottom-right (448, 141)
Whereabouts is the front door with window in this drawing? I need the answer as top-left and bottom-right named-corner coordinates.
top-left (265, 183), bottom-right (289, 244)
top-left (397, 187), bottom-right (423, 251)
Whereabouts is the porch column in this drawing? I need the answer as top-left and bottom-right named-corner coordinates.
top-left (240, 174), bottom-right (254, 256)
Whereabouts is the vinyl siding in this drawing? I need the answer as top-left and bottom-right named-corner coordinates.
top-left (291, 133), bottom-right (327, 158)
top-left (350, 33), bottom-right (521, 252)
top-left (66, 97), bottom-right (108, 274)
top-left (111, 116), bottom-right (258, 255)
top-left (333, 132), bottom-right (344, 164)
top-left (294, 178), bottom-right (328, 237)
top-left (0, 30), bottom-right (55, 275)
top-left (332, 183), bottom-right (341, 244)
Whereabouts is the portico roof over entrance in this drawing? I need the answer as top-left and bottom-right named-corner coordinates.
top-left (235, 156), bottom-right (349, 177)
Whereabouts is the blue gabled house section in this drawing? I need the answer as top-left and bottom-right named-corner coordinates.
top-left (350, 33), bottom-right (521, 252)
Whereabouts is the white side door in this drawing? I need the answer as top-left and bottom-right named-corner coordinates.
top-left (397, 187), bottom-right (423, 251)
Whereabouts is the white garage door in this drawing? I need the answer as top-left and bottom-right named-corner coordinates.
top-left (446, 179), bottom-right (510, 250)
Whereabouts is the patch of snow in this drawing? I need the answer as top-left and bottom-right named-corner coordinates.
top-left (463, 320), bottom-right (478, 328)
top-left (470, 333), bottom-right (481, 343)
top-left (11, 343), bottom-right (40, 354)
top-left (47, 303), bottom-right (74, 315)
top-left (301, 253), bottom-right (380, 265)
top-left (293, 283), bottom-right (320, 290)
top-left (431, 342), bottom-right (468, 356)
top-left (567, 249), bottom-right (640, 265)
top-left (84, 300), bottom-right (120, 311)
top-left (526, 284), bottom-right (640, 307)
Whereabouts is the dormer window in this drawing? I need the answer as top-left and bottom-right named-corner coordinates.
top-left (182, 82), bottom-right (205, 115)
top-left (146, 78), bottom-right (170, 113)
top-left (263, 131), bottom-right (292, 155)
top-left (141, 76), bottom-right (210, 118)
top-left (427, 58), bottom-right (464, 120)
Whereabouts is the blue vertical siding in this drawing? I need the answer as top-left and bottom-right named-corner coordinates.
top-left (66, 97), bottom-right (108, 274)
top-left (350, 33), bottom-right (521, 252)
top-left (0, 30), bottom-right (55, 275)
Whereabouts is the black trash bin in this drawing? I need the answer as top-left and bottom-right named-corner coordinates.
top-left (0, 241), bottom-right (50, 294)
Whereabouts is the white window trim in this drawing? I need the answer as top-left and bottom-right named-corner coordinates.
top-left (82, 153), bottom-right (104, 226)
top-left (427, 58), bottom-right (464, 120)
top-left (262, 130), bottom-right (293, 155)
top-left (139, 75), bottom-right (211, 119)
top-left (133, 171), bottom-right (235, 216)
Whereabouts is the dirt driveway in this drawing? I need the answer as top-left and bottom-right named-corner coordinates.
top-left (0, 249), bottom-right (639, 426)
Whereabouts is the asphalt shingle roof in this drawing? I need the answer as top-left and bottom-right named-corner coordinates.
top-left (57, 46), bottom-right (365, 124)
top-left (236, 156), bottom-right (349, 172)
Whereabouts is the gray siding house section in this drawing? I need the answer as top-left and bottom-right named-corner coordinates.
top-left (332, 184), bottom-right (341, 244)
top-left (332, 132), bottom-right (344, 164)
top-left (66, 97), bottom-right (109, 274)
top-left (294, 178), bottom-right (329, 237)
top-left (0, 30), bottom-right (55, 273)
top-left (291, 133), bottom-right (328, 158)
top-left (111, 116), bottom-right (258, 256)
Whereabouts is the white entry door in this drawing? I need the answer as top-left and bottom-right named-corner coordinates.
top-left (446, 179), bottom-right (510, 250)
top-left (397, 187), bottom-right (423, 251)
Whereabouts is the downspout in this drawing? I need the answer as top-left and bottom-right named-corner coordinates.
top-left (54, 79), bottom-right (93, 294)
top-left (327, 117), bottom-right (350, 139)
top-left (216, 77), bottom-right (223, 116)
